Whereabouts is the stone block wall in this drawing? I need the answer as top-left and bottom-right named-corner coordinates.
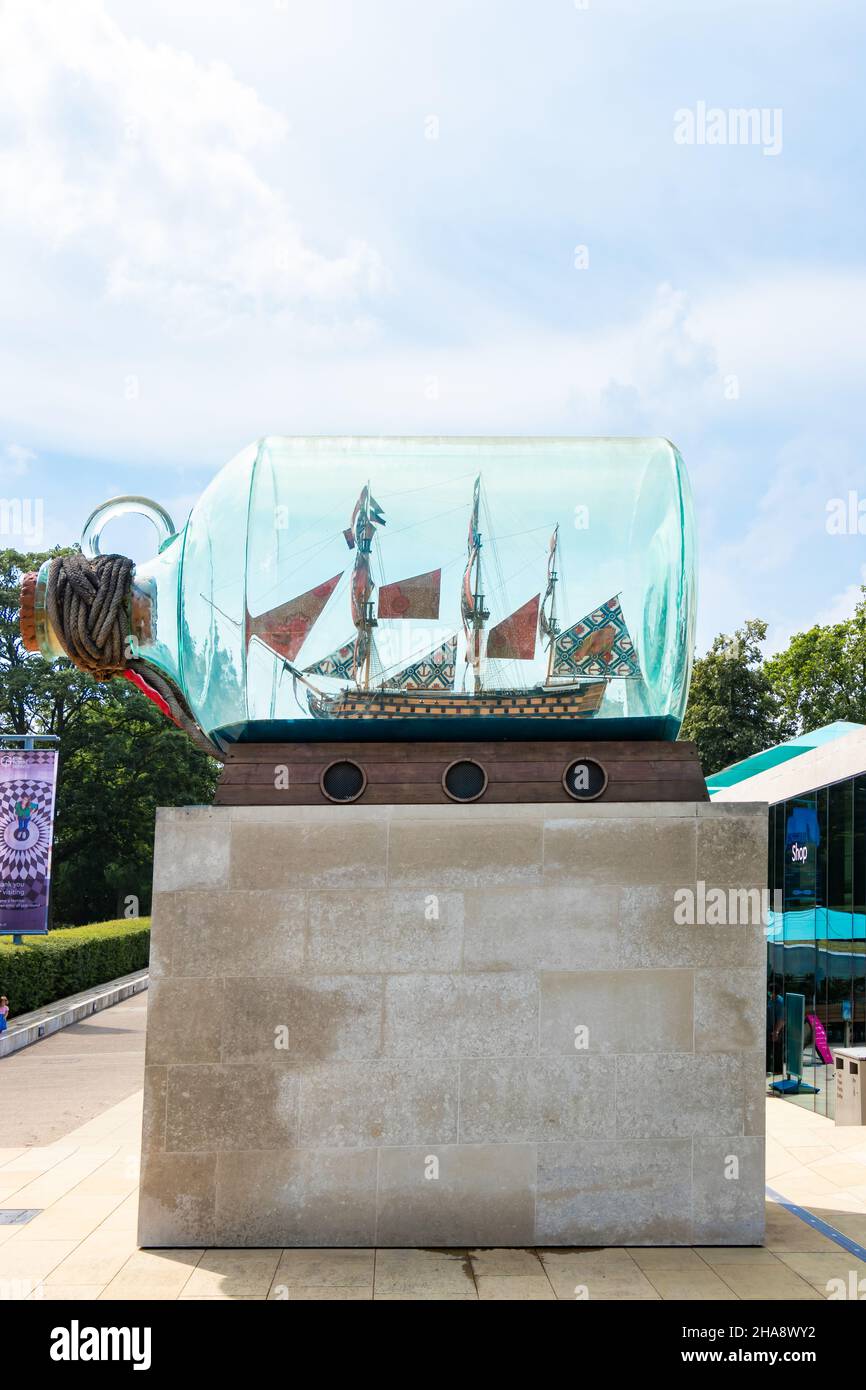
top-left (138, 801), bottom-right (767, 1247)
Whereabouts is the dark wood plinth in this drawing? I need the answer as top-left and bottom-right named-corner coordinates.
top-left (214, 739), bottom-right (708, 806)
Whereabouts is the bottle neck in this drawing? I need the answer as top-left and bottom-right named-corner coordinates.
top-left (21, 555), bottom-right (177, 689)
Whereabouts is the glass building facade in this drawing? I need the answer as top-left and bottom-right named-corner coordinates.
top-left (767, 775), bottom-right (866, 1115)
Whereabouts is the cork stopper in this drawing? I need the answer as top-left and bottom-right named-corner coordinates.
top-left (19, 571), bottom-right (39, 652)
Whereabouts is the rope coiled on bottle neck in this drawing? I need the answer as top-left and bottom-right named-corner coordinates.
top-left (46, 553), bottom-right (134, 679)
top-left (44, 553), bottom-right (224, 761)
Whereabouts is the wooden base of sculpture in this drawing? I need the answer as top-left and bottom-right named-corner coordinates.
top-left (214, 739), bottom-right (709, 807)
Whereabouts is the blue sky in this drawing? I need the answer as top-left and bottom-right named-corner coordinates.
top-left (1, 0), bottom-right (864, 655)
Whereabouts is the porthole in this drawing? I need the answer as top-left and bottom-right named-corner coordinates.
top-left (442, 758), bottom-right (488, 803)
top-left (562, 758), bottom-right (608, 802)
top-left (320, 759), bottom-right (367, 803)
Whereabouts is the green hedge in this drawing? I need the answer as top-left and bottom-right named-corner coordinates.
top-left (0, 918), bottom-right (151, 1018)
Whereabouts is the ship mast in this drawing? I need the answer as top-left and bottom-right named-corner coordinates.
top-left (539, 523), bottom-right (560, 684)
top-left (461, 475), bottom-right (490, 694)
top-left (349, 481), bottom-right (384, 691)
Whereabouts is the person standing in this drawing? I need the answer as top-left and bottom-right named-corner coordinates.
top-left (14, 798), bottom-right (37, 834)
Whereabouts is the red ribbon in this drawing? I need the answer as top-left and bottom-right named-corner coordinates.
top-left (123, 669), bottom-right (181, 727)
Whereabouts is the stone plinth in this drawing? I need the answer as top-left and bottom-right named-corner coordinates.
top-left (138, 801), bottom-right (767, 1248)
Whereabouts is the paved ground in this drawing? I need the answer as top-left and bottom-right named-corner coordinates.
top-left (1, 994), bottom-right (866, 1299)
top-left (1, 993), bottom-right (147, 1147)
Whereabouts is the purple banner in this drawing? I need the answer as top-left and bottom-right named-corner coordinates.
top-left (0, 749), bottom-right (59, 936)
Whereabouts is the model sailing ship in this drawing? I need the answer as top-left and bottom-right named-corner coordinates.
top-left (244, 476), bottom-right (642, 722)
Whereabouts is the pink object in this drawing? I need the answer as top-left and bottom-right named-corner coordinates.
top-left (806, 1013), bottom-right (834, 1065)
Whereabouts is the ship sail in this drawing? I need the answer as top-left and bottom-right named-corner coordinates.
top-left (551, 595), bottom-right (640, 679)
top-left (378, 569), bottom-right (441, 621)
top-left (486, 594), bottom-right (540, 661)
top-left (303, 636), bottom-right (357, 682)
top-left (386, 635), bottom-right (457, 691)
top-left (461, 475), bottom-right (488, 692)
top-left (246, 572), bottom-right (342, 661)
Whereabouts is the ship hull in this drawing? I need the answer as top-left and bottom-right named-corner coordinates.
top-left (307, 683), bottom-right (606, 721)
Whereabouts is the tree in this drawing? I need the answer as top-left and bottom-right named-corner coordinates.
top-left (51, 684), bottom-right (218, 923)
top-left (681, 619), bottom-right (787, 775)
top-left (765, 587), bottom-right (866, 734)
top-left (1, 547), bottom-right (219, 924)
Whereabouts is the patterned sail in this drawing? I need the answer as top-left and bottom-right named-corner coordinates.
top-left (387, 636), bottom-right (457, 691)
top-left (552, 595), bottom-right (640, 678)
top-left (303, 637), bottom-right (357, 682)
top-left (246, 573), bottom-right (342, 662)
top-left (486, 594), bottom-right (540, 662)
top-left (378, 569), bottom-right (441, 620)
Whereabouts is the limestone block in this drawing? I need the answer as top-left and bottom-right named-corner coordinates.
top-left (152, 808), bottom-right (230, 894)
top-left (138, 1151), bottom-right (216, 1246)
top-left (226, 977), bottom-right (384, 1064)
top-left (376, 1144), bottom-right (536, 1246)
top-left (539, 969), bottom-right (694, 1054)
top-left (543, 815), bottom-right (697, 887)
top-left (694, 967), bottom-right (766, 1053)
top-left (458, 1057), bottom-right (616, 1142)
top-left (618, 885), bottom-right (766, 969)
top-left (145, 980), bottom-right (223, 1065)
top-left (297, 1060), bottom-right (458, 1148)
top-left (166, 889), bottom-right (306, 977)
top-left (696, 806), bottom-right (768, 888)
top-left (382, 972), bottom-right (537, 1058)
top-left (164, 1064), bottom-right (299, 1152)
top-left (216, 1150), bottom-right (378, 1246)
top-left (306, 889), bottom-right (463, 973)
top-left (231, 819), bottom-right (387, 890)
top-left (463, 884), bottom-right (620, 971)
top-left (536, 1140), bottom-right (692, 1245)
top-left (692, 1137), bottom-right (766, 1244)
top-left (388, 817), bottom-right (543, 889)
top-left (615, 1053), bottom-right (744, 1138)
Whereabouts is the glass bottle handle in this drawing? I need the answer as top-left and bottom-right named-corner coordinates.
top-left (80, 495), bottom-right (177, 559)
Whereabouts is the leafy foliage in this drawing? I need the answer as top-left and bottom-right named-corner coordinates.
top-left (681, 619), bottom-right (790, 775)
top-left (765, 588), bottom-right (866, 734)
top-left (683, 590), bottom-right (866, 776)
top-left (0, 546), bottom-right (103, 737)
top-left (0, 917), bottom-right (151, 1015)
top-left (52, 684), bottom-right (219, 922)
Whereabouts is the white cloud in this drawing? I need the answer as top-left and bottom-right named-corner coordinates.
top-left (696, 430), bottom-right (866, 655)
top-left (571, 283), bottom-right (720, 433)
top-left (1, 444), bottom-right (36, 477)
top-left (812, 565), bottom-right (866, 626)
top-left (0, 0), bottom-right (386, 336)
top-left (0, 268), bottom-right (857, 468)
top-left (686, 272), bottom-right (866, 406)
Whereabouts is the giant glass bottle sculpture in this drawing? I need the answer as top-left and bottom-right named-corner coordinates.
top-left (21, 437), bottom-right (697, 753)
